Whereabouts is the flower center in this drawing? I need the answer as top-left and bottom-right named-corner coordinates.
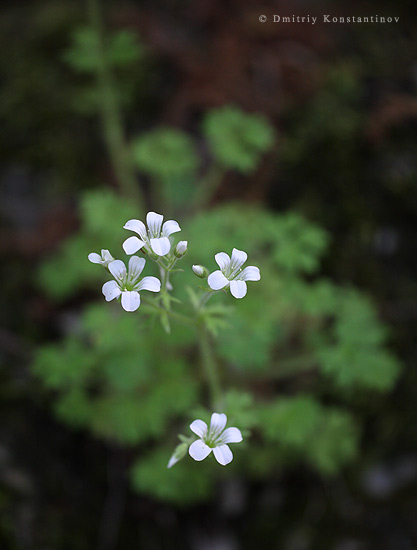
top-left (204, 428), bottom-right (224, 448)
top-left (119, 273), bottom-right (140, 292)
top-left (225, 264), bottom-right (242, 280)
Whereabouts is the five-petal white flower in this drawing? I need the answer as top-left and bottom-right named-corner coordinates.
top-left (123, 212), bottom-right (181, 257)
top-left (207, 248), bottom-right (260, 299)
top-left (102, 256), bottom-right (160, 312)
top-left (189, 413), bottom-right (243, 466)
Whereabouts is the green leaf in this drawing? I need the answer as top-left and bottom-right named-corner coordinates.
top-left (203, 106), bottom-right (274, 173)
top-left (131, 128), bottom-right (198, 180)
top-left (314, 290), bottom-right (401, 390)
top-left (63, 27), bottom-right (143, 73)
top-left (260, 396), bottom-right (359, 474)
top-left (38, 190), bottom-right (140, 300)
top-left (33, 340), bottom-right (95, 389)
top-left (131, 447), bottom-right (213, 504)
top-left (54, 389), bottom-right (92, 428)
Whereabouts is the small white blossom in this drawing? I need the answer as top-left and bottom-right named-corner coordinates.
top-left (189, 413), bottom-right (243, 466)
top-left (88, 249), bottom-right (114, 267)
top-left (207, 248), bottom-right (260, 299)
top-left (102, 256), bottom-right (160, 312)
top-left (122, 211), bottom-right (181, 257)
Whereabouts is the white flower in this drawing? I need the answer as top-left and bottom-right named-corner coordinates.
top-left (102, 256), bottom-right (160, 312)
top-left (88, 249), bottom-right (114, 267)
top-left (189, 413), bottom-right (243, 466)
top-left (207, 248), bottom-right (260, 299)
top-left (122, 211), bottom-right (181, 256)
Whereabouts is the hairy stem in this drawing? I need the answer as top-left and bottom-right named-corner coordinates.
top-left (87, 0), bottom-right (142, 205)
top-left (197, 323), bottom-right (222, 410)
top-left (193, 164), bottom-right (225, 209)
top-left (141, 296), bottom-right (193, 327)
top-left (197, 289), bottom-right (216, 311)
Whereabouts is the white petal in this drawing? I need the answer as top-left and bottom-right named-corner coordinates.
top-left (162, 219), bottom-right (181, 237)
top-left (214, 252), bottom-right (230, 271)
top-left (230, 248), bottom-right (248, 268)
top-left (190, 419), bottom-right (208, 438)
top-left (121, 291), bottom-right (141, 312)
top-left (136, 276), bottom-right (161, 293)
top-left (221, 427), bottom-right (243, 444)
top-left (123, 236), bottom-right (145, 255)
top-left (230, 280), bottom-right (247, 299)
top-left (189, 440), bottom-right (212, 462)
top-left (150, 237), bottom-right (171, 256)
top-left (101, 250), bottom-right (114, 262)
top-left (108, 260), bottom-right (126, 282)
top-left (102, 281), bottom-right (121, 301)
top-left (128, 256), bottom-right (146, 281)
top-left (123, 219), bottom-right (147, 238)
top-left (213, 445), bottom-right (233, 466)
top-left (146, 212), bottom-right (163, 236)
top-left (207, 270), bottom-right (229, 290)
top-left (210, 413), bottom-right (227, 433)
top-left (88, 252), bottom-right (102, 264)
top-left (238, 266), bottom-right (260, 281)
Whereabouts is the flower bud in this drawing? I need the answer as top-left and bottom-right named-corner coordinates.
top-left (167, 442), bottom-right (188, 469)
top-left (174, 240), bottom-right (188, 258)
top-left (192, 265), bottom-right (209, 278)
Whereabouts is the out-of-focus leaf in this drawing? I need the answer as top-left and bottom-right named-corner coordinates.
top-left (203, 106), bottom-right (274, 173)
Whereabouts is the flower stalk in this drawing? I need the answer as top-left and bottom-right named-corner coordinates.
top-left (197, 322), bottom-right (222, 410)
top-left (87, 0), bottom-right (141, 205)
top-left (89, 210), bottom-right (260, 467)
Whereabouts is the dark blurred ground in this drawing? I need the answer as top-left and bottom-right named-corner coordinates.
top-left (1, 0), bottom-right (417, 548)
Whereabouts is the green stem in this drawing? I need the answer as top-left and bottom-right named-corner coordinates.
top-left (197, 289), bottom-right (216, 311)
top-left (141, 296), bottom-right (194, 327)
top-left (197, 323), bottom-right (222, 410)
top-left (87, 0), bottom-right (142, 205)
top-left (160, 265), bottom-right (170, 294)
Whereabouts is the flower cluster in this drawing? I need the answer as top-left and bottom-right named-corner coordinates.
top-left (89, 211), bottom-right (181, 312)
top-left (89, 211), bottom-right (261, 312)
top-left (88, 211), bottom-right (255, 469)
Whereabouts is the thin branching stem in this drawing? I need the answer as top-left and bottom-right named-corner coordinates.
top-left (197, 322), bottom-right (222, 410)
top-left (87, 0), bottom-right (142, 205)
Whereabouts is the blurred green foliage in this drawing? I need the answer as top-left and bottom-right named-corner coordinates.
top-left (131, 128), bottom-right (199, 179)
top-left (38, 190), bottom-right (139, 299)
top-left (204, 106), bottom-right (275, 173)
top-left (64, 27), bottom-right (144, 73)
top-left (259, 396), bottom-right (358, 474)
top-left (63, 25), bottom-right (147, 114)
top-left (131, 128), bottom-right (199, 207)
